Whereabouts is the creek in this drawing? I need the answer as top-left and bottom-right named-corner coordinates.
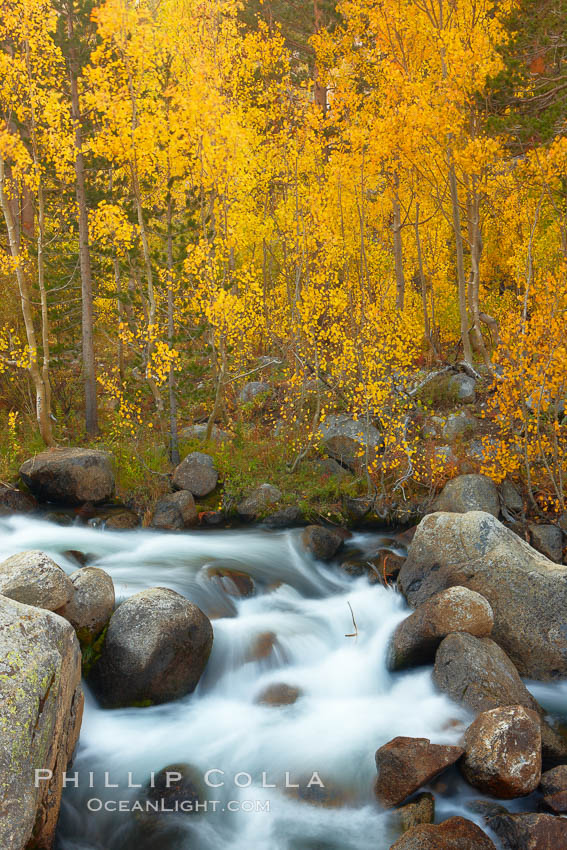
top-left (0, 516), bottom-right (559, 849)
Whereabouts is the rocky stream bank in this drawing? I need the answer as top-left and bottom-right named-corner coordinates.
top-left (1, 445), bottom-right (567, 848)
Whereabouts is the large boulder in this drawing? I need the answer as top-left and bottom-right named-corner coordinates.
top-left (541, 791), bottom-right (567, 813)
top-left (399, 511), bottom-right (567, 679)
top-left (540, 765), bottom-right (567, 795)
top-left (151, 490), bottom-right (198, 530)
top-left (390, 816), bottom-right (496, 849)
top-left (500, 479), bottom-right (523, 514)
top-left (179, 424), bottom-right (232, 443)
top-left (487, 812), bottom-right (567, 849)
top-left (20, 448), bottom-right (114, 505)
top-left (528, 523), bottom-right (563, 563)
top-left (432, 474), bottom-right (500, 517)
top-left (374, 737), bottom-right (464, 807)
top-left (432, 633), bottom-right (566, 761)
top-left (238, 381), bottom-right (270, 403)
top-left (301, 525), bottom-right (345, 561)
top-left (318, 414), bottom-right (382, 470)
top-left (393, 792), bottom-right (435, 833)
top-left (58, 567), bottom-right (115, 644)
top-left (0, 550), bottom-right (74, 611)
top-left (172, 452), bottom-right (218, 497)
top-left (89, 587), bottom-right (213, 708)
top-left (448, 373), bottom-right (477, 404)
top-left (439, 411), bottom-right (480, 442)
top-left (0, 486), bottom-right (37, 516)
top-left (265, 506), bottom-right (304, 528)
top-left (461, 706), bottom-right (541, 798)
top-left (237, 483), bottom-right (282, 520)
top-left (0, 595), bottom-right (83, 850)
top-left (388, 586), bottom-right (493, 671)
top-left (540, 765), bottom-right (567, 813)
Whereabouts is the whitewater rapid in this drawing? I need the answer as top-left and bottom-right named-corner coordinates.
top-left (0, 515), bottom-right (529, 849)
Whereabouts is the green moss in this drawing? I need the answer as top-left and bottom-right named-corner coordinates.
top-left (415, 374), bottom-right (462, 410)
top-left (81, 624), bottom-right (108, 676)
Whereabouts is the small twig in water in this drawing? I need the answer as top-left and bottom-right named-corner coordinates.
top-left (345, 601), bottom-right (358, 639)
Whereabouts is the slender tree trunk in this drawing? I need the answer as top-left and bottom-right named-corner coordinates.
top-left (466, 180), bottom-right (494, 372)
top-left (313, 0), bottom-right (327, 112)
top-left (131, 162), bottom-right (164, 412)
top-left (25, 42), bottom-right (53, 420)
top-left (392, 174), bottom-right (405, 310)
top-left (0, 156), bottom-right (53, 445)
top-left (37, 181), bottom-right (52, 418)
top-left (447, 155), bottom-right (473, 364)
top-left (113, 254), bottom-right (125, 383)
top-left (166, 193), bottom-right (179, 464)
top-left (206, 334), bottom-right (226, 440)
top-left (67, 7), bottom-right (98, 436)
top-left (414, 203), bottom-right (434, 353)
top-left (437, 2), bottom-right (473, 365)
top-left (127, 72), bottom-right (163, 413)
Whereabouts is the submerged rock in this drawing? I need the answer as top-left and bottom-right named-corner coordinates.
top-left (0, 595), bottom-right (83, 850)
top-left (399, 511), bottom-right (567, 679)
top-left (246, 631), bottom-right (277, 662)
top-left (432, 474), bottom-right (500, 517)
top-left (103, 509), bottom-right (140, 530)
top-left (172, 452), bottom-right (218, 497)
top-left (89, 587), bottom-right (213, 708)
top-left (140, 763), bottom-right (204, 816)
top-left (20, 447), bottom-right (114, 505)
top-left (465, 799), bottom-right (510, 820)
top-left (255, 683), bottom-right (301, 706)
top-left (58, 567), bottom-right (115, 645)
top-left (204, 566), bottom-right (256, 598)
top-left (388, 586), bottom-right (493, 671)
top-left (0, 550), bottom-right (73, 611)
top-left (301, 525), bottom-right (345, 561)
top-left (374, 736), bottom-right (463, 808)
top-left (461, 706), bottom-right (542, 798)
top-left (390, 816), bottom-right (496, 849)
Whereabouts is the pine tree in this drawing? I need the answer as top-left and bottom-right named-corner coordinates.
top-left (485, 0), bottom-right (567, 150)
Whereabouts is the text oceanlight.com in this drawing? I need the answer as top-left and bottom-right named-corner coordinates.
top-left (86, 798), bottom-right (271, 813)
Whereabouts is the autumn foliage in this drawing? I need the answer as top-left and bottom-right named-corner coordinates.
top-left (0, 0), bottom-right (566, 511)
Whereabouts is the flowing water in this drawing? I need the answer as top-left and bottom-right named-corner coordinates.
top-left (0, 515), bottom-right (553, 849)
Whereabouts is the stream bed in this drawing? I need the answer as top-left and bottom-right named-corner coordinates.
top-left (0, 515), bottom-right (561, 849)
